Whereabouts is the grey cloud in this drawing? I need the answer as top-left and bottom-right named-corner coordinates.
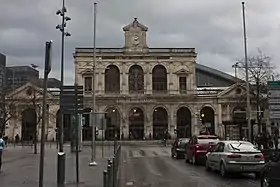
top-left (0, 0), bottom-right (280, 85)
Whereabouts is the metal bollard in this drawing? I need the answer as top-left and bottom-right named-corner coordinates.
top-left (107, 164), bottom-right (112, 187)
top-left (108, 159), bottom-right (112, 166)
top-left (112, 157), bottom-right (116, 187)
top-left (103, 170), bottom-right (108, 187)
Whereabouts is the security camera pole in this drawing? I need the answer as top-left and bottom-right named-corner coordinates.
top-left (38, 41), bottom-right (52, 187)
top-left (55, 0), bottom-right (71, 185)
top-left (89, 2), bottom-right (98, 167)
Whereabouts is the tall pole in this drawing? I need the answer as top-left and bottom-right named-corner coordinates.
top-left (39, 41), bottom-right (52, 187)
top-left (56, 0), bottom-right (72, 185)
top-left (89, 2), bottom-right (97, 166)
top-left (59, 0), bottom-right (65, 155)
top-left (242, 2), bottom-right (251, 142)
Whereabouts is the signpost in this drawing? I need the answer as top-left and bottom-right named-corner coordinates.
top-left (60, 85), bottom-right (83, 184)
top-left (268, 81), bottom-right (280, 131)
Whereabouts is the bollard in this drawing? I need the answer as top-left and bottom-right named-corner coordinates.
top-left (103, 170), bottom-right (108, 187)
top-left (112, 157), bottom-right (116, 187)
top-left (108, 159), bottom-right (112, 166)
top-left (107, 164), bottom-right (112, 187)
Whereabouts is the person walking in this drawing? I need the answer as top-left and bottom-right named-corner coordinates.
top-left (0, 134), bottom-right (5, 172)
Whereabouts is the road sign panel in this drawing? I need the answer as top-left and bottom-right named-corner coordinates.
top-left (268, 81), bottom-right (280, 88)
top-left (268, 81), bottom-right (280, 121)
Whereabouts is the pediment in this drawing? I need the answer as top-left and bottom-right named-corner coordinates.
top-left (174, 68), bottom-right (191, 75)
top-left (81, 68), bottom-right (93, 75)
top-left (123, 18), bottom-right (148, 31)
top-left (7, 82), bottom-right (53, 101)
top-left (217, 83), bottom-right (248, 98)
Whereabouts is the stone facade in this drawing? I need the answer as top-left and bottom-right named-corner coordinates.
top-left (73, 18), bottom-right (255, 140)
top-left (4, 83), bottom-right (59, 141)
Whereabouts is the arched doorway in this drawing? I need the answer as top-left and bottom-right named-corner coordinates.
top-left (105, 65), bottom-right (120, 93)
top-left (153, 107), bottom-right (168, 139)
top-left (152, 65), bottom-right (167, 93)
top-left (176, 107), bottom-right (192, 138)
top-left (129, 108), bottom-right (144, 140)
top-left (21, 108), bottom-right (37, 141)
top-left (82, 108), bottom-right (92, 141)
top-left (128, 65), bottom-right (144, 93)
top-left (200, 106), bottom-right (215, 135)
top-left (105, 108), bottom-right (121, 140)
top-left (56, 110), bottom-right (71, 142)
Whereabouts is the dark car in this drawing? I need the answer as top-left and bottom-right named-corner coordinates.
top-left (171, 138), bottom-right (189, 159)
top-left (186, 135), bottom-right (219, 165)
top-left (260, 151), bottom-right (280, 187)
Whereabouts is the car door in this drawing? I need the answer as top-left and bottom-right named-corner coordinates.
top-left (268, 159), bottom-right (280, 186)
top-left (207, 143), bottom-right (221, 168)
top-left (212, 143), bottom-right (225, 169)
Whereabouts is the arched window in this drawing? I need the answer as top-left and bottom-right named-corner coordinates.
top-left (128, 65), bottom-right (144, 93)
top-left (152, 65), bottom-right (167, 93)
top-left (105, 65), bottom-right (120, 93)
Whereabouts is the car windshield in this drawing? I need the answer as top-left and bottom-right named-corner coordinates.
top-left (228, 142), bottom-right (260, 152)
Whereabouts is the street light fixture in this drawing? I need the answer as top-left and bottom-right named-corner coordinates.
top-left (55, 0), bottom-right (71, 186)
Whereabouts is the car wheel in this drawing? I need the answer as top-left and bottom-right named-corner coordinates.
top-left (205, 159), bottom-right (211, 171)
top-left (261, 175), bottom-right (270, 187)
top-left (220, 162), bottom-right (227, 177)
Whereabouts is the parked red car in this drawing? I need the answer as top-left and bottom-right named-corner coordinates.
top-left (185, 135), bottom-right (219, 165)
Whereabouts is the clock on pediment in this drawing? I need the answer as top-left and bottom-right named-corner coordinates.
top-left (123, 18), bottom-right (148, 52)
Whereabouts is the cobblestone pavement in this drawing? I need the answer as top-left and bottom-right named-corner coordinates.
top-left (0, 144), bottom-right (114, 187)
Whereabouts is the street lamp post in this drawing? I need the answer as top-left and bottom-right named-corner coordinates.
top-left (89, 2), bottom-right (98, 167)
top-left (242, 2), bottom-right (252, 142)
top-left (56, 0), bottom-right (71, 185)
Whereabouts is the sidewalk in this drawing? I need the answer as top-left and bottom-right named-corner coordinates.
top-left (0, 145), bottom-right (114, 187)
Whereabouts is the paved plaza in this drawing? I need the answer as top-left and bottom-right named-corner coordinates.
top-left (0, 144), bottom-right (114, 187)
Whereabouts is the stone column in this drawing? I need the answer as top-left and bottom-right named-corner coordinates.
top-left (226, 104), bottom-right (231, 120)
top-left (97, 72), bottom-right (102, 94)
top-left (122, 73), bottom-right (128, 94)
top-left (146, 73), bottom-right (152, 94)
top-left (101, 72), bottom-right (105, 94)
top-left (169, 105), bottom-right (176, 139)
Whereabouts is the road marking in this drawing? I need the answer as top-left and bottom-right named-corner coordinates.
top-left (126, 181), bottom-right (134, 186)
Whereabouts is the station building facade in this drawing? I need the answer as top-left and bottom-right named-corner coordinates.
top-left (73, 18), bottom-right (254, 141)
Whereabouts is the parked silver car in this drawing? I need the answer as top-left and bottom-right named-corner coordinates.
top-left (205, 140), bottom-right (265, 177)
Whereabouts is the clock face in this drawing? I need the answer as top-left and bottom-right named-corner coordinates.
top-left (131, 35), bottom-right (140, 45)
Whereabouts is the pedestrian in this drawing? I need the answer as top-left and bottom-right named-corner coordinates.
top-left (0, 134), bottom-right (5, 172)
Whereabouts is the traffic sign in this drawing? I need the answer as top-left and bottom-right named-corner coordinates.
top-left (268, 81), bottom-right (280, 88)
top-left (61, 85), bottom-right (84, 114)
top-left (268, 81), bottom-right (280, 120)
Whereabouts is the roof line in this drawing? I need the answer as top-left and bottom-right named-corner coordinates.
top-left (196, 63), bottom-right (243, 83)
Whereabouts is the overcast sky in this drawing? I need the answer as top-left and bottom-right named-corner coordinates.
top-left (0, 0), bottom-right (279, 84)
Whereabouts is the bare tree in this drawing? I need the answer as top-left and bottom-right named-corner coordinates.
top-left (25, 86), bottom-right (43, 154)
top-left (0, 89), bottom-right (18, 137)
top-left (238, 49), bottom-right (280, 133)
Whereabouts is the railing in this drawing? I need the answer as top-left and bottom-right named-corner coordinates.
top-left (103, 145), bottom-right (121, 187)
